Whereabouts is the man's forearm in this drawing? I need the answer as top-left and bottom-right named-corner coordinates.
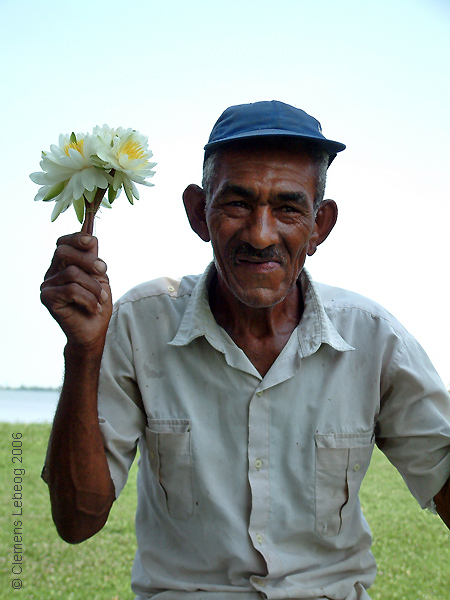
top-left (46, 342), bottom-right (115, 544)
top-left (434, 477), bottom-right (450, 530)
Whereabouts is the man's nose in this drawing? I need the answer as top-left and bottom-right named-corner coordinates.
top-left (241, 206), bottom-right (279, 249)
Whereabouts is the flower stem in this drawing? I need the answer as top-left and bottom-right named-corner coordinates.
top-left (80, 170), bottom-right (116, 235)
top-left (81, 209), bottom-right (95, 235)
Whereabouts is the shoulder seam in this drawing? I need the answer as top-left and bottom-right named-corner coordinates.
top-left (112, 290), bottom-right (193, 314)
top-left (323, 303), bottom-right (410, 343)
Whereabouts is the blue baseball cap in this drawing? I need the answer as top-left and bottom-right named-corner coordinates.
top-left (204, 100), bottom-right (346, 164)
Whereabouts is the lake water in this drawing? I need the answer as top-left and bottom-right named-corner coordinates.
top-left (0, 389), bottom-right (59, 423)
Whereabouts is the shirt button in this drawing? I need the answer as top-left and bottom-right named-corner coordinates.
top-left (353, 463), bottom-right (361, 472)
top-left (256, 533), bottom-right (263, 544)
top-left (167, 285), bottom-right (175, 292)
top-left (256, 391), bottom-right (263, 397)
top-left (254, 459), bottom-right (263, 470)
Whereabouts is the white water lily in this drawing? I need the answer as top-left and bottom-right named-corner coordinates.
top-left (93, 125), bottom-right (156, 204)
top-left (30, 132), bottom-right (110, 222)
top-left (30, 126), bottom-right (156, 229)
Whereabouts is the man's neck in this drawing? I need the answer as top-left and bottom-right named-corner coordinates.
top-left (208, 272), bottom-right (304, 376)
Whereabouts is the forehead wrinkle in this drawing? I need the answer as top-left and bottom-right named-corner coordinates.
top-left (213, 183), bottom-right (312, 207)
top-left (214, 182), bottom-right (256, 202)
top-left (274, 191), bottom-right (309, 206)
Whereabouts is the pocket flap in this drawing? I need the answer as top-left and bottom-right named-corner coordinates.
top-left (316, 430), bottom-right (374, 449)
top-left (147, 418), bottom-right (192, 434)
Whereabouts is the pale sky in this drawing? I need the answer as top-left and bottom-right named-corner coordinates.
top-left (1, 0), bottom-right (449, 388)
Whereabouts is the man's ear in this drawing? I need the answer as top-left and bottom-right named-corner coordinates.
top-left (307, 199), bottom-right (338, 256)
top-left (182, 184), bottom-right (211, 242)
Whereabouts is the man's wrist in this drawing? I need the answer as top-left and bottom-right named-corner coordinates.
top-left (64, 338), bottom-right (106, 364)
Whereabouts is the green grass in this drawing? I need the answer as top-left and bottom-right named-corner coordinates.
top-left (360, 448), bottom-right (450, 599)
top-left (1, 423), bottom-right (449, 599)
top-left (0, 423), bottom-right (137, 600)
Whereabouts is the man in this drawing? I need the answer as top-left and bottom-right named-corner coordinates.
top-left (41, 100), bottom-right (450, 600)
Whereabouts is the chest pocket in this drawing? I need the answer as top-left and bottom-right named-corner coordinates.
top-left (315, 430), bottom-right (374, 538)
top-left (145, 419), bottom-right (193, 520)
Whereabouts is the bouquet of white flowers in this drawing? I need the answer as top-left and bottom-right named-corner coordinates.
top-left (30, 125), bottom-right (156, 234)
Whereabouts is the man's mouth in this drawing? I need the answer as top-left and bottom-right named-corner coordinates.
top-left (231, 243), bottom-right (284, 267)
top-left (234, 255), bottom-right (283, 272)
top-left (238, 261), bottom-right (279, 273)
top-left (237, 256), bottom-right (279, 264)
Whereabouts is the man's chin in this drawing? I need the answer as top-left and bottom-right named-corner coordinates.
top-left (230, 285), bottom-right (288, 309)
top-left (214, 261), bottom-right (293, 309)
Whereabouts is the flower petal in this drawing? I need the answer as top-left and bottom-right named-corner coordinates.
top-left (81, 168), bottom-right (96, 192)
top-left (84, 188), bottom-right (96, 203)
top-left (130, 180), bottom-right (140, 200)
top-left (108, 185), bottom-right (118, 203)
top-left (43, 181), bottom-right (66, 201)
top-left (68, 172), bottom-right (85, 201)
top-left (124, 184), bottom-right (134, 205)
top-left (101, 197), bottom-right (112, 209)
top-left (112, 170), bottom-right (125, 191)
top-left (73, 196), bottom-right (85, 223)
top-left (34, 186), bottom-right (51, 201)
top-left (30, 172), bottom-right (51, 185)
top-left (93, 168), bottom-right (109, 189)
top-left (51, 198), bottom-right (69, 221)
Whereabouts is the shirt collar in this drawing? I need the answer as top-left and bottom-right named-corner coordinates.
top-left (297, 269), bottom-right (354, 356)
top-left (169, 263), bottom-right (354, 357)
top-left (169, 262), bottom-right (225, 353)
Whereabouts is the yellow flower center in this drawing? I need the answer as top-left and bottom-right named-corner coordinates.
top-left (64, 139), bottom-right (84, 156)
top-left (119, 140), bottom-right (145, 160)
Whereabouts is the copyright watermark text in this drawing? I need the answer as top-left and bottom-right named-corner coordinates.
top-left (11, 432), bottom-right (25, 590)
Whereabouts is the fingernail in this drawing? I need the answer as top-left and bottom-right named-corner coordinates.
top-left (94, 260), bottom-right (107, 274)
top-left (100, 289), bottom-right (108, 303)
top-left (97, 303), bottom-right (103, 313)
top-left (80, 235), bottom-right (92, 245)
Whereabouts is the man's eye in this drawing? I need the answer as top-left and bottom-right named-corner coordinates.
top-left (280, 205), bottom-right (299, 213)
top-left (228, 200), bottom-right (247, 209)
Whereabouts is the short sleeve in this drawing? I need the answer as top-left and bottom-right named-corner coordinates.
top-left (376, 333), bottom-right (450, 509)
top-left (98, 306), bottom-right (147, 498)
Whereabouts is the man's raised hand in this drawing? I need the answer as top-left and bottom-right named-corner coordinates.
top-left (40, 233), bottom-right (113, 350)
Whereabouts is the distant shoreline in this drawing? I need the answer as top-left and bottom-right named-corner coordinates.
top-left (0, 386), bottom-right (59, 392)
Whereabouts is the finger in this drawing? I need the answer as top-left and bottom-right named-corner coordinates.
top-left (41, 265), bottom-right (109, 305)
top-left (57, 232), bottom-right (99, 256)
top-left (45, 244), bottom-right (107, 281)
top-left (41, 282), bottom-right (104, 316)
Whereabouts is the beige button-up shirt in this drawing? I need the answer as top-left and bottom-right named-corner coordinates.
top-left (98, 264), bottom-right (450, 600)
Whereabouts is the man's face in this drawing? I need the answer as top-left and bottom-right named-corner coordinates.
top-left (205, 146), bottom-right (321, 309)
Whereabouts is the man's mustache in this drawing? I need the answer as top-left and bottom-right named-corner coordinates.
top-left (230, 243), bottom-right (285, 263)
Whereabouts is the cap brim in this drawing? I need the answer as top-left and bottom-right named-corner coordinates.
top-left (204, 129), bottom-right (346, 160)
